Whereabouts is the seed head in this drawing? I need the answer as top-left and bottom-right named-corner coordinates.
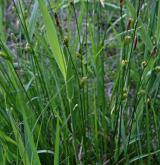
top-left (54, 13), bottom-right (60, 28)
top-left (121, 60), bottom-right (128, 67)
top-left (12, 6), bottom-right (16, 12)
top-left (138, 90), bottom-right (145, 96)
top-left (154, 66), bottom-right (160, 72)
top-left (151, 36), bottom-right (157, 46)
top-left (124, 35), bottom-right (132, 45)
top-left (123, 92), bottom-right (128, 99)
top-left (120, 0), bottom-right (125, 7)
top-left (127, 18), bottom-right (134, 30)
top-left (133, 35), bottom-right (138, 50)
top-left (25, 43), bottom-right (32, 52)
top-left (147, 98), bottom-right (151, 103)
top-left (64, 36), bottom-right (69, 47)
top-left (122, 88), bottom-right (128, 99)
top-left (150, 46), bottom-right (157, 57)
top-left (80, 76), bottom-right (88, 87)
top-left (11, 33), bottom-right (17, 42)
top-left (76, 52), bottom-right (82, 60)
top-left (141, 61), bottom-right (147, 69)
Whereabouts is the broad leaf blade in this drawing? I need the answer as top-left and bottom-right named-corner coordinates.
top-left (38, 0), bottom-right (67, 80)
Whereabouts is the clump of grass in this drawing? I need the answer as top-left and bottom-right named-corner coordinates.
top-left (0, 0), bottom-right (160, 164)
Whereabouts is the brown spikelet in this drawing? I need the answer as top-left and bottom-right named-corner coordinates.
top-left (150, 46), bottom-right (157, 57)
top-left (133, 36), bottom-right (138, 50)
top-left (127, 18), bottom-right (133, 30)
top-left (54, 13), bottom-right (60, 29)
top-left (120, 0), bottom-right (124, 7)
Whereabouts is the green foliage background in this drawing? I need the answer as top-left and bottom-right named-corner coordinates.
top-left (0, 0), bottom-right (160, 164)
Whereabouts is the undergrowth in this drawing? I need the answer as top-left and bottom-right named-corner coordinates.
top-left (0, 0), bottom-right (160, 164)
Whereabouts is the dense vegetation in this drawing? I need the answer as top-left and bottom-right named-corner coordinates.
top-left (0, 0), bottom-right (160, 164)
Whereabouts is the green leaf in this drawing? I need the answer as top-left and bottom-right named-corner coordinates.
top-left (28, 1), bottom-right (39, 39)
top-left (54, 116), bottom-right (60, 165)
top-left (8, 111), bottom-right (30, 165)
top-left (0, 1), bottom-right (5, 41)
top-left (16, 93), bottom-right (41, 165)
top-left (0, 130), bottom-right (16, 145)
top-left (38, 0), bottom-right (67, 80)
top-left (130, 149), bottom-right (160, 163)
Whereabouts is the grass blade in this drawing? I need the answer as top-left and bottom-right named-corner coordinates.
top-left (38, 0), bottom-right (67, 80)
